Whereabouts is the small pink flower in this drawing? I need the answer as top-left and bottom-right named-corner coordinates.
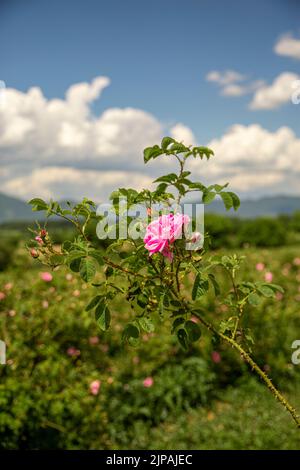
top-left (256, 263), bottom-right (265, 272)
top-left (90, 380), bottom-right (101, 395)
top-left (8, 309), bottom-right (16, 317)
top-left (143, 376), bottom-right (154, 388)
top-left (66, 273), bottom-right (73, 281)
top-left (293, 257), bottom-right (300, 266)
top-left (67, 347), bottom-right (81, 357)
top-left (4, 282), bottom-right (13, 291)
top-left (40, 229), bottom-right (47, 238)
top-left (107, 377), bottom-right (114, 384)
top-left (211, 351), bottom-right (221, 364)
top-left (40, 272), bottom-right (53, 282)
top-left (35, 236), bottom-right (43, 245)
top-left (89, 336), bottom-right (99, 345)
top-left (0, 292), bottom-right (6, 301)
top-left (42, 300), bottom-right (49, 309)
top-left (191, 316), bottom-right (199, 324)
top-left (72, 289), bottom-right (80, 297)
top-left (264, 271), bottom-right (273, 283)
top-left (144, 213), bottom-right (190, 261)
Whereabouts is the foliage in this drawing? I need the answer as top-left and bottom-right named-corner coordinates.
top-left (0, 244), bottom-right (300, 448)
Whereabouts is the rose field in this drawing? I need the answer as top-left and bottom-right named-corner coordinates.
top-left (0, 219), bottom-right (300, 450)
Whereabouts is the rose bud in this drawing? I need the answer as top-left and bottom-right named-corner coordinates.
top-left (30, 248), bottom-right (39, 258)
top-left (190, 232), bottom-right (202, 243)
top-left (40, 229), bottom-right (47, 238)
top-left (35, 236), bottom-right (43, 245)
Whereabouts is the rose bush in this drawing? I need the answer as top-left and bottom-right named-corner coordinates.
top-left (29, 137), bottom-right (300, 427)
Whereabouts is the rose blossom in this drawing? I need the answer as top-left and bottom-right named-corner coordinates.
top-left (264, 271), bottom-right (273, 283)
top-left (143, 376), bottom-right (154, 388)
top-left (211, 351), bottom-right (221, 364)
top-left (144, 213), bottom-right (190, 261)
top-left (256, 263), bottom-right (265, 272)
top-left (90, 380), bottom-right (101, 395)
top-left (40, 272), bottom-right (53, 282)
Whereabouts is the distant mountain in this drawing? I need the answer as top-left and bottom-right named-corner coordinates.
top-left (0, 192), bottom-right (36, 223)
top-left (0, 192), bottom-right (299, 224)
top-left (206, 195), bottom-right (300, 218)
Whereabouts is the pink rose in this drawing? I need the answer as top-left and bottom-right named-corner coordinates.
top-left (90, 380), bottom-right (101, 395)
top-left (0, 292), bottom-right (6, 301)
top-left (35, 236), bottom-right (43, 245)
top-left (40, 272), bottom-right (53, 282)
top-left (264, 271), bottom-right (273, 283)
top-left (143, 376), bottom-right (154, 388)
top-left (144, 213), bottom-right (190, 261)
top-left (4, 282), bottom-right (13, 291)
top-left (211, 351), bottom-right (221, 364)
top-left (67, 347), bottom-right (81, 357)
top-left (293, 257), bottom-right (300, 266)
top-left (256, 263), bottom-right (265, 272)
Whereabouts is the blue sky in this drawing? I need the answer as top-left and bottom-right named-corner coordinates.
top-left (0, 0), bottom-right (300, 200)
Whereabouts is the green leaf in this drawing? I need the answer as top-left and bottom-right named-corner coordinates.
top-left (138, 317), bottom-right (155, 333)
top-left (69, 257), bottom-right (82, 273)
top-left (171, 317), bottom-right (185, 333)
top-left (154, 173), bottom-right (178, 184)
top-left (161, 136), bottom-right (176, 150)
top-left (185, 320), bottom-right (201, 342)
top-left (208, 273), bottom-right (220, 296)
top-left (192, 274), bottom-right (209, 300)
top-left (264, 283), bottom-right (284, 294)
top-left (202, 191), bottom-right (216, 204)
top-left (122, 323), bottom-right (140, 341)
top-left (220, 192), bottom-right (233, 211)
top-left (79, 258), bottom-right (96, 282)
top-left (89, 251), bottom-right (104, 266)
top-left (177, 328), bottom-right (188, 350)
top-left (248, 292), bottom-right (261, 306)
top-left (227, 191), bottom-right (240, 211)
top-left (85, 295), bottom-right (103, 311)
top-left (28, 198), bottom-right (48, 211)
top-left (95, 302), bottom-right (111, 331)
top-left (257, 285), bottom-right (275, 298)
top-left (170, 142), bottom-right (189, 153)
top-left (143, 145), bottom-right (163, 163)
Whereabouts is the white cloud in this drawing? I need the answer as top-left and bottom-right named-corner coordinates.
top-left (2, 167), bottom-right (154, 201)
top-left (222, 80), bottom-right (265, 97)
top-left (170, 123), bottom-right (196, 146)
top-left (249, 72), bottom-right (300, 110)
top-left (206, 70), bottom-right (245, 86)
top-left (206, 70), bottom-right (264, 98)
top-left (274, 33), bottom-right (300, 60)
top-left (1, 78), bottom-right (300, 201)
top-left (0, 77), bottom-right (163, 168)
top-left (186, 124), bottom-right (300, 196)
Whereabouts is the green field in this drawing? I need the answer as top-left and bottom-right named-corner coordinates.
top-left (0, 233), bottom-right (300, 449)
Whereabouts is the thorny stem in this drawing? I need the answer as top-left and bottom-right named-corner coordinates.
top-left (103, 257), bottom-right (156, 280)
top-left (196, 312), bottom-right (300, 428)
